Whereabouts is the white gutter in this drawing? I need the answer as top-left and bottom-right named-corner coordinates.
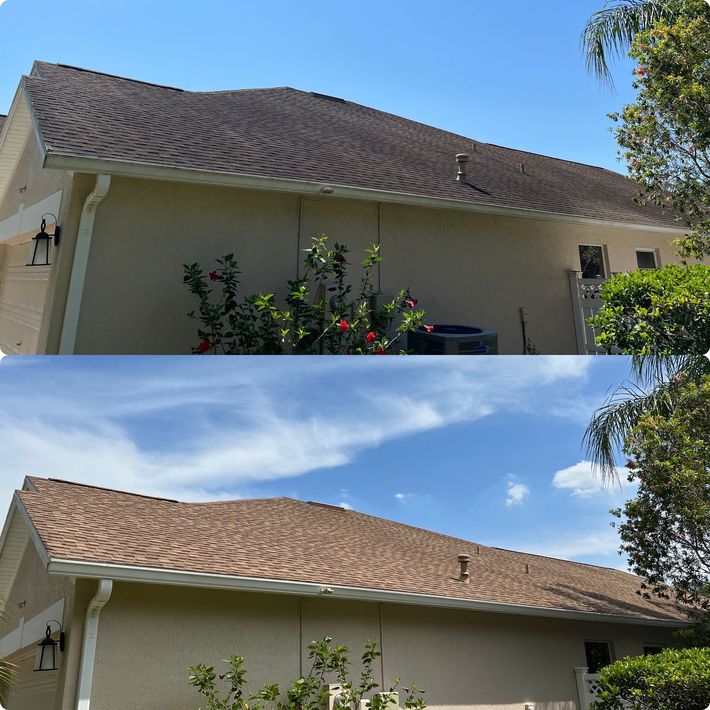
top-left (75, 579), bottom-right (113, 710)
top-left (42, 153), bottom-right (687, 237)
top-left (58, 174), bottom-right (111, 354)
top-left (46, 558), bottom-right (687, 629)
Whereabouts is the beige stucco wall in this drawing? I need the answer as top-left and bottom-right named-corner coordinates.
top-left (67, 176), bottom-right (681, 354)
top-left (0, 542), bottom-right (75, 710)
top-left (88, 582), bottom-right (676, 710)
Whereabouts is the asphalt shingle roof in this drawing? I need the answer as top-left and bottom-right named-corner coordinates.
top-left (20, 62), bottom-right (679, 228)
top-left (17, 477), bottom-right (685, 623)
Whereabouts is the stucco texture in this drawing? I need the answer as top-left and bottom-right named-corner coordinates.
top-left (70, 176), bottom-right (680, 355)
top-left (89, 582), bottom-right (674, 710)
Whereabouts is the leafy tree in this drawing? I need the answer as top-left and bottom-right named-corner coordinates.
top-left (612, 1), bottom-right (710, 258)
top-left (183, 236), bottom-right (425, 355)
top-left (591, 647), bottom-right (710, 710)
top-left (188, 638), bottom-right (426, 710)
top-left (590, 264), bottom-right (710, 355)
top-left (581, 0), bottom-right (684, 85)
top-left (612, 374), bottom-right (709, 610)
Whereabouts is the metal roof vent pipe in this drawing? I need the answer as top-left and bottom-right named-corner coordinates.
top-left (458, 553), bottom-right (471, 583)
top-left (456, 153), bottom-right (469, 182)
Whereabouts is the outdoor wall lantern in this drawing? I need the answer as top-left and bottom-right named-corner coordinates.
top-left (34, 620), bottom-right (65, 672)
top-left (27, 213), bottom-right (61, 266)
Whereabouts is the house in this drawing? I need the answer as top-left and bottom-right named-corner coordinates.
top-left (0, 62), bottom-right (687, 355)
top-left (0, 477), bottom-right (688, 710)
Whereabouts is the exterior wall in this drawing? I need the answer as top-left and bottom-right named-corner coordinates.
top-left (0, 542), bottom-right (75, 710)
top-left (69, 176), bottom-right (681, 354)
top-left (90, 582), bottom-right (676, 710)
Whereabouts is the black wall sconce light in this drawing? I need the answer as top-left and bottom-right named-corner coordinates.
top-left (27, 213), bottom-right (62, 267)
top-left (34, 620), bottom-right (65, 672)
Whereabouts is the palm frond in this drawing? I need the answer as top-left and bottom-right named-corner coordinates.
top-left (582, 377), bottom-right (677, 484)
top-left (630, 354), bottom-right (710, 387)
top-left (581, 0), bottom-right (679, 85)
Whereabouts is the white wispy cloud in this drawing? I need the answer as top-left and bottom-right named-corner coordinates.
top-left (552, 460), bottom-right (627, 498)
top-left (505, 480), bottom-right (530, 507)
top-left (0, 357), bottom-right (600, 517)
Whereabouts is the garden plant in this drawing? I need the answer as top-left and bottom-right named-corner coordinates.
top-left (188, 638), bottom-right (427, 710)
top-left (184, 236), bottom-right (426, 355)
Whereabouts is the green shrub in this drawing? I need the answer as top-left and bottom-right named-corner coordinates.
top-left (591, 647), bottom-right (710, 710)
top-left (590, 264), bottom-right (710, 354)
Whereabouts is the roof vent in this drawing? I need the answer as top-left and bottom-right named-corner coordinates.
top-left (455, 153), bottom-right (469, 182)
top-left (458, 553), bottom-right (471, 583)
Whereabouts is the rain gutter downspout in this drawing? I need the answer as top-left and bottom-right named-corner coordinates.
top-left (75, 579), bottom-right (113, 710)
top-left (58, 174), bottom-right (111, 354)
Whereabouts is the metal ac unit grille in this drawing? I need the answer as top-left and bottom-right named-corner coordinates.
top-left (408, 325), bottom-right (499, 355)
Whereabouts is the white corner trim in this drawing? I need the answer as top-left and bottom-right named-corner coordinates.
top-left (58, 174), bottom-right (111, 354)
top-left (75, 579), bottom-right (112, 710)
top-left (0, 598), bottom-right (64, 659)
top-left (45, 558), bottom-right (688, 629)
top-left (41, 153), bottom-right (687, 237)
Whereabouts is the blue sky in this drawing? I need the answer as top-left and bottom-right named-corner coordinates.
top-left (0, 0), bottom-right (638, 171)
top-left (0, 355), bottom-right (637, 570)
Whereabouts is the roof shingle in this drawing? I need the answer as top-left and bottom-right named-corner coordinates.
top-left (17, 477), bottom-right (685, 622)
top-left (20, 62), bottom-right (680, 228)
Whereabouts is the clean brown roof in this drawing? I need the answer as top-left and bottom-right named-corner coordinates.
top-left (17, 477), bottom-right (685, 623)
top-left (21, 61), bottom-right (680, 229)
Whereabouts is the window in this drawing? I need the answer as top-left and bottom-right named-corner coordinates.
top-left (636, 250), bottom-right (658, 270)
top-left (584, 641), bottom-right (613, 673)
top-left (579, 245), bottom-right (606, 279)
top-left (644, 645), bottom-right (664, 656)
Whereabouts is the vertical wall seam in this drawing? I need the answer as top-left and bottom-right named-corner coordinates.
top-left (296, 196), bottom-right (303, 279)
top-left (379, 602), bottom-right (385, 687)
top-left (377, 203), bottom-right (382, 293)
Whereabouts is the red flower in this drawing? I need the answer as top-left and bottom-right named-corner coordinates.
top-left (366, 331), bottom-right (377, 343)
top-left (376, 347), bottom-right (387, 355)
top-left (335, 253), bottom-right (346, 264)
top-left (209, 271), bottom-right (220, 282)
top-left (635, 66), bottom-right (647, 76)
top-left (424, 325), bottom-right (435, 333)
top-left (339, 319), bottom-right (349, 333)
top-left (198, 339), bottom-right (212, 353)
top-left (405, 298), bottom-right (418, 309)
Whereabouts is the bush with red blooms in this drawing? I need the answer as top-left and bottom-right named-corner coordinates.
top-left (183, 235), bottom-right (426, 354)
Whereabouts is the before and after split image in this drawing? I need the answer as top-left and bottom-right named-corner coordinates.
top-left (0, 1), bottom-right (708, 710)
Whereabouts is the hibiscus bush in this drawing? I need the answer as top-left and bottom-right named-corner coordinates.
top-left (188, 637), bottom-right (426, 710)
top-left (183, 236), bottom-right (426, 355)
top-left (591, 647), bottom-right (710, 710)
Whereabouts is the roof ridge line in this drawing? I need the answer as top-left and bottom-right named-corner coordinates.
top-left (34, 476), bottom-right (181, 503)
top-left (49, 63), bottom-right (185, 92)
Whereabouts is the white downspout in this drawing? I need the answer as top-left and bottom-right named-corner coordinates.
top-left (58, 174), bottom-right (111, 354)
top-left (75, 579), bottom-right (113, 710)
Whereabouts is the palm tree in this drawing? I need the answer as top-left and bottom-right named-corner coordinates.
top-left (583, 354), bottom-right (709, 484)
top-left (581, 0), bottom-right (682, 85)
top-left (0, 600), bottom-right (15, 705)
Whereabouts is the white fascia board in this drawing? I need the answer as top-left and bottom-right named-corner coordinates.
top-left (41, 152), bottom-right (687, 237)
top-left (45, 558), bottom-right (688, 628)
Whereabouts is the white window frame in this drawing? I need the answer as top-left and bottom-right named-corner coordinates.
top-left (578, 244), bottom-right (610, 279)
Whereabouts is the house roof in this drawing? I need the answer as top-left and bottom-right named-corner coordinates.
top-left (16, 477), bottom-right (685, 624)
top-left (18, 61), bottom-right (680, 229)
top-left (0, 115), bottom-right (6, 134)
